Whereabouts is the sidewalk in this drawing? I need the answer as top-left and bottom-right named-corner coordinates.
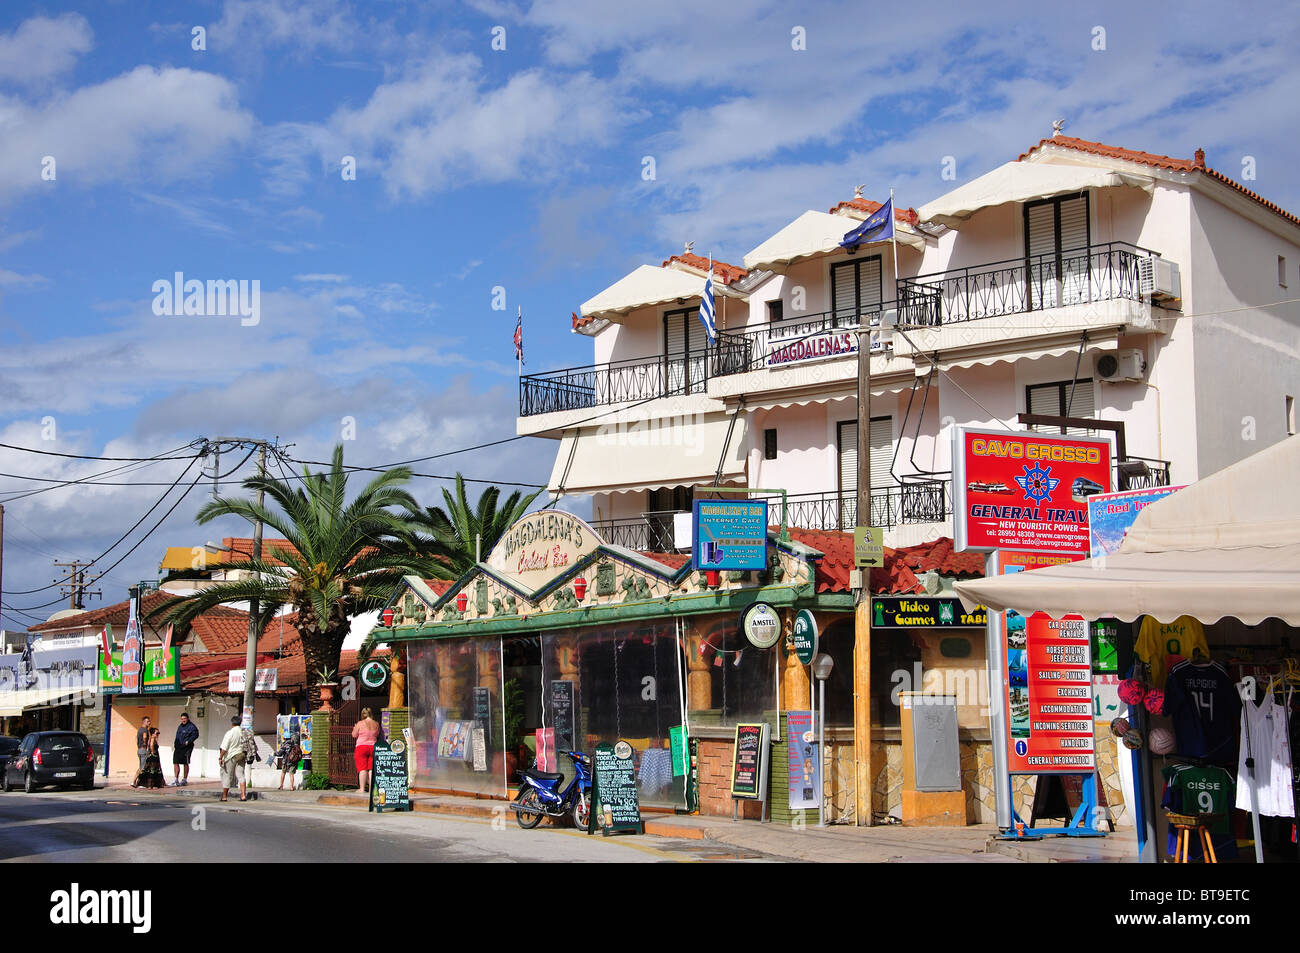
top-left (94, 777), bottom-right (1135, 862)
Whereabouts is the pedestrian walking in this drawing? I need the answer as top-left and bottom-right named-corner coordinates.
top-left (131, 716), bottom-right (152, 789)
top-left (351, 708), bottom-right (380, 793)
top-left (172, 712), bottom-right (199, 786)
top-left (278, 732), bottom-right (303, 790)
top-left (219, 716), bottom-right (248, 802)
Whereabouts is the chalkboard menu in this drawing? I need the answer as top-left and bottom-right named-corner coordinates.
top-left (368, 738), bottom-right (411, 813)
top-left (550, 680), bottom-right (575, 752)
top-left (590, 742), bottom-right (642, 836)
top-left (730, 722), bottom-right (770, 801)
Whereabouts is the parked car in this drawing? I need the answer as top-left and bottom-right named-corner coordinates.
top-left (0, 736), bottom-right (20, 778)
top-left (2, 732), bottom-right (95, 792)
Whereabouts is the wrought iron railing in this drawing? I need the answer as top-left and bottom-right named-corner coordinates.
top-left (1116, 456), bottom-right (1171, 491)
top-left (520, 351), bottom-right (710, 416)
top-left (592, 482), bottom-right (952, 550)
top-left (895, 242), bottom-right (1161, 327)
top-left (710, 305), bottom-right (896, 377)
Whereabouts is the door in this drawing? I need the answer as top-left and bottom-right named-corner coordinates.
top-left (837, 417), bottom-right (894, 529)
top-left (109, 704), bottom-right (158, 778)
top-left (664, 308), bottom-right (707, 395)
top-left (1025, 193), bottom-right (1090, 310)
top-left (831, 257), bottom-right (883, 327)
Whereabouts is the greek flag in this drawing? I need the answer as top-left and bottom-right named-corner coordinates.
top-left (697, 266), bottom-right (717, 343)
top-left (840, 197), bottom-right (894, 247)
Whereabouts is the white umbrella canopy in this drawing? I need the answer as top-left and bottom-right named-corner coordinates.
top-left (954, 437), bottom-right (1300, 625)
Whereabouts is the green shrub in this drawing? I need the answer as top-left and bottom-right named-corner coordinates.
top-left (302, 772), bottom-right (332, 790)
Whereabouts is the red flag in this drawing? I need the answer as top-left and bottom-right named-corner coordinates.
top-left (513, 307), bottom-right (524, 364)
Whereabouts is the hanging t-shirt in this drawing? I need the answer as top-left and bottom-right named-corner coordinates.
top-left (1235, 691), bottom-right (1295, 818)
top-left (1162, 764), bottom-right (1238, 861)
top-left (1163, 659), bottom-right (1241, 762)
top-left (1135, 616), bottom-right (1209, 689)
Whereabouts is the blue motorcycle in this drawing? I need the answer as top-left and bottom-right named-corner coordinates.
top-left (512, 750), bottom-right (598, 829)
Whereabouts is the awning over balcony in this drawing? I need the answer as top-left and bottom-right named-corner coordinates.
top-left (918, 161), bottom-right (1153, 228)
top-left (548, 415), bottom-right (748, 496)
top-left (743, 211), bottom-right (925, 272)
top-left (900, 332), bottom-right (1119, 371)
top-left (581, 265), bottom-right (743, 321)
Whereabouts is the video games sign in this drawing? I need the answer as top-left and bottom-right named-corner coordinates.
top-left (953, 427), bottom-right (1113, 554)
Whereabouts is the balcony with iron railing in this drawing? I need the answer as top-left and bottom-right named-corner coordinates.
top-left (895, 241), bottom-right (1162, 328)
top-left (592, 481), bottom-right (953, 551)
top-left (709, 305), bottom-right (895, 378)
top-left (519, 350), bottom-right (713, 418)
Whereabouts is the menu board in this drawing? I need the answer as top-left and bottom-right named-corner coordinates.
top-left (368, 739), bottom-right (411, 812)
top-left (1005, 610), bottom-right (1096, 774)
top-left (591, 742), bottom-right (642, 835)
top-left (550, 680), bottom-right (575, 752)
top-left (472, 686), bottom-right (492, 746)
top-left (730, 723), bottom-right (769, 800)
top-left (785, 711), bottom-right (819, 810)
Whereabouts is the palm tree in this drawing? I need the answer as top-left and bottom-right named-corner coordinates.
top-left (407, 475), bottom-right (543, 577)
top-left (158, 445), bottom-right (445, 710)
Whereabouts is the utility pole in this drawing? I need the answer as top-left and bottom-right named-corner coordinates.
top-left (238, 441), bottom-right (268, 732)
top-left (853, 326), bottom-right (874, 827)
top-left (53, 559), bottom-right (103, 610)
top-left (0, 503), bottom-right (5, 631)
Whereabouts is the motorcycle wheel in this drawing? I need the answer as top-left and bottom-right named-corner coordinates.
top-left (514, 789), bottom-right (543, 829)
top-left (570, 790), bottom-right (590, 829)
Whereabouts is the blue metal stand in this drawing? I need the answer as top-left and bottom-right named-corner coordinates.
top-left (997, 773), bottom-right (1108, 839)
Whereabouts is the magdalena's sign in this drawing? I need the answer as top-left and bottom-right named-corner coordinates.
top-left (487, 511), bottom-right (605, 592)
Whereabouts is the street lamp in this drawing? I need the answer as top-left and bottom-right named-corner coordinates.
top-left (812, 652), bottom-right (834, 827)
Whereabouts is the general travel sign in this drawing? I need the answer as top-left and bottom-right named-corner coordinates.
top-left (953, 427), bottom-right (1113, 554)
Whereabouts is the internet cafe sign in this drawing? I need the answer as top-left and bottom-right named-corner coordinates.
top-left (488, 511), bottom-right (604, 592)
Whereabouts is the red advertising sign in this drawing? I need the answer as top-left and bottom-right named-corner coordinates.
top-left (953, 427), bottom-right (1113, 553)
top-left (994, 549), bottom-right (1096, 773)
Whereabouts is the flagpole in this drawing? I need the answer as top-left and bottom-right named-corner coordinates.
top-left (517, 306), bottom-right (523, 377)
top-left (890, 187), bottom-right (899, 310)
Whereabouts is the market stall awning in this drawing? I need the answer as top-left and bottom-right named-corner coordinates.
top-left (743, 210), bottom-right (924, 272)
top-left (549, 416), bottom-right (748, 496)
top-left (581, 265), bottom-right (743, 321)
top-left (918, 161), bottom-right (1153, 228)
top-left (954, 436), bottom-right (1300, 625)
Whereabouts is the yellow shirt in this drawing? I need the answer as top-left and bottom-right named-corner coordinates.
top-left (1136, 615), bottom-right (1209, 688)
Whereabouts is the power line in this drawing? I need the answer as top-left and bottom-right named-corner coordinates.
top-left (5, 452), bottom-right (212, 596)
top-left (0, 440), bottom-right (206, 462)
top-left (0, 442), bottom-right (202, 503)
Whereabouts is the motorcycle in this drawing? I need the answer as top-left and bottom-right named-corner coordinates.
top-left (511, 750), bottom-right (599, 830)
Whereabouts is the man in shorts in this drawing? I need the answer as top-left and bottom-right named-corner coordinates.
top-left (218, 716), bottom-right (247, 802)
top-left (172, 712), bottom-right (200, 786)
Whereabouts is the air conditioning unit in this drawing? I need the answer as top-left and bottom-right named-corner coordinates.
top-left (868, 310), bottom-right (896, 352)
top-left (1095, 348), bottom-right (1146, 383)
top-left (1137, 257), bottom-right (1181, 302)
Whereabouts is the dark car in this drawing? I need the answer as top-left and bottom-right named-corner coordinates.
top-left (2, 732), bottom-right (95, 793)
top-left (0, 736), bottom-right (20, 777)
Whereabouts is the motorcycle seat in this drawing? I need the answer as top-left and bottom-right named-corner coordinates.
top-left (525, 769), bottom-right (564, 782)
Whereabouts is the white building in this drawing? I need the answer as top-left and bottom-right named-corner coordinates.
top-left (520, 135), bottom-right (1300, 544)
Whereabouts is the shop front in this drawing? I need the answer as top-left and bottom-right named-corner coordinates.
top-left (101, 645), bottom-right (183, 780)
top-left (381, 511), bottom-right (993, 824)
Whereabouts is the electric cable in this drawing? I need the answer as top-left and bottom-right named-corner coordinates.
top-left (0, 440), bottom-right (205, 462)
top-left (5, 451), bottom-right (214, 596)
top-left (4, 466), bottom-right (208, 613)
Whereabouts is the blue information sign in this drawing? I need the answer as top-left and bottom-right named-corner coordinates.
top-left (692, 499), bottom-right (768, 571)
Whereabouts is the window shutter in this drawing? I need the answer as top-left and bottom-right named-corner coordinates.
top-left (870, 417), bottom-right (895, 488)
top-left (832, 264), bottom-right (858, 324)
top-left (859, 258), bottom-right (883, 312)
top-left (1026, 203), bottom-right (1057, 261)
top-left (1058, 196), bottom-right (1089, 252)
top-left (1062, 380), bottom-right (1095, 435)
top-left (665, 312), bottom-right (686, 355)
top-left (838, 421), bottom-right (857, 493)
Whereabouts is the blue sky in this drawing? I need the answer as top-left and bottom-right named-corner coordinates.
top-left (2, 0), bottom-right (1298, 627)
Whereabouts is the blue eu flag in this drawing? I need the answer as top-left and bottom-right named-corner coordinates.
top-left (840, 198), bottom-right (895, 248)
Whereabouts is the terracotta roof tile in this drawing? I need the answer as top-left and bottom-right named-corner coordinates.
top-left (660, 252), bottom-right (748, 286)
top-left (1019, 135), bottom-right (1300, 230)
top-left (219, 537), bottom-right (299, 567)
top-left (784, 530), bottom-right (983, 594)
top-left (636, 551), bottom-right (693, 570)
top-left (828, 197), bottom-right (920, 226)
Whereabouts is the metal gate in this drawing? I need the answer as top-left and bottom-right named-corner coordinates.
top-left (327, 699), bottom-right (360, 788)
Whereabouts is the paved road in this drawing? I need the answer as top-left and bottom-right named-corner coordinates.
top-left (0, 791), bottom-right (772, 863)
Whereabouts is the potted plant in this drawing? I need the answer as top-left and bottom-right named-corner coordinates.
top-left (315, 666), bottom-right (340, 711)
top-left (491, 678), bottom-right (526, 780)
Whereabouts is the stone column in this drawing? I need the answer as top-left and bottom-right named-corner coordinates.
top-left (683, 621), bottom-right (713, 711)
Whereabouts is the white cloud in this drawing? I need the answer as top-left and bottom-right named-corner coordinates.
top-left (0, 269), bottom-right (49, 289)
top-left (0, 14), bottom-right (93, 86)
top-left (0, 66), bottom-right (255, 202)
